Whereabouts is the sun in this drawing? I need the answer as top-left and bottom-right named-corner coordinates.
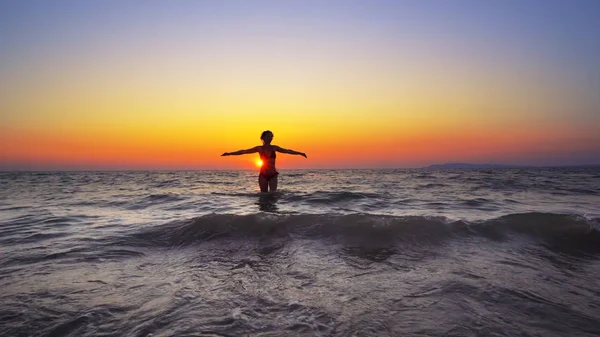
top-left (255, 159), bottom-right (263, 167)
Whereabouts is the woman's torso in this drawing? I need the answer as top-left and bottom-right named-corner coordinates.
top-left (259, 145), bottom-right (277, 173)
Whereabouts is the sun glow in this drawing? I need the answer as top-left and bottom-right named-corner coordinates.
top-left (255, 159), bottom-right (263, 167)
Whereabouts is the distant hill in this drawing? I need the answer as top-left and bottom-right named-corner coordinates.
top-left (425, 163), bottom-right (530, 169)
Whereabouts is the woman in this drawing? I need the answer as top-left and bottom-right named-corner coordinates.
top-left (221, 130), bottom-right (307, 192)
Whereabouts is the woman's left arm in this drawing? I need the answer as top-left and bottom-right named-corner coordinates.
top-left (273, 145), bottom-right (307, 158)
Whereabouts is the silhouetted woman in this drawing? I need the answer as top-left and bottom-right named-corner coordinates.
top-left (221, 130), bottom-right (307, 192)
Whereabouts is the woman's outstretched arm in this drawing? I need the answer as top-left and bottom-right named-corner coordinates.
top-left (273, 145), bottom-right (307, 158)
top-left (222, 146), bottom-right (260, 156)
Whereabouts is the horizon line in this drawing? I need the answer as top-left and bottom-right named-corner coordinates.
top-left (1, 163), bottom-right (599, 173)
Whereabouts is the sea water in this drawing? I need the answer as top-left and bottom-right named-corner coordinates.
top-left (1, 168), bottom-right (599, 336)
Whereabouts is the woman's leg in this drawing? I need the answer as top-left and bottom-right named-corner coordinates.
top-left (268, 175), bottom-right (278, 192)
top-left (258, 175), bottom-right (269, 192)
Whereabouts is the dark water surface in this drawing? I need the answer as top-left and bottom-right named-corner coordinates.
top-left (1, 168), bottom-right (599, 336)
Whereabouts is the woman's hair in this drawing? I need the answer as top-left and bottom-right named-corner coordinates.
top-left (260, 130), bottom-right (273, 140)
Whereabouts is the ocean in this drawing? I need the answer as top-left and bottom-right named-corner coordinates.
top-left (1, 168), bottom-right (599, 336)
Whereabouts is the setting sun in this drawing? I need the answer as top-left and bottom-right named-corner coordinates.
top-left (255, 159), bottom-right (263, 167)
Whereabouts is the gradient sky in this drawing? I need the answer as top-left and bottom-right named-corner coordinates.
top-left (1, 0), bottom-right (599, 170)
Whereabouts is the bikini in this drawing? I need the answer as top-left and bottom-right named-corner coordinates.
top-left (259, 148), bottom-right (278, 181)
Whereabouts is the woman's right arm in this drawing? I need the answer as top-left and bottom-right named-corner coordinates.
top-left (222, 146), bottom-right (260, 156)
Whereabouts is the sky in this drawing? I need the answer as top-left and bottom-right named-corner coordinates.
top-left (1, 0), bottom-right (599, 170)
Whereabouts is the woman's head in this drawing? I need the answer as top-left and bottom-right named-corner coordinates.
top-left (260, 130), bottom-right (273, 144)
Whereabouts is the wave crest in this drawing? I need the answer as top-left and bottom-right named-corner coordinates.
top-left (122, 213), bottom-right (600, 250)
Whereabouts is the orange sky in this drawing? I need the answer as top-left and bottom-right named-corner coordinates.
top-left (1, 1), bottom-right (599, 170)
